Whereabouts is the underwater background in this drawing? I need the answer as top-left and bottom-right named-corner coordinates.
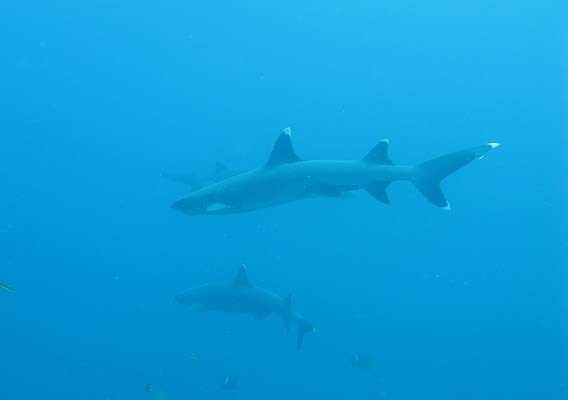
top-left (1, 0), bottom-right (566, 399)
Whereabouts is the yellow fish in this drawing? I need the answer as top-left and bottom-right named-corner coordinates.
top-left (0, 282), bottom-right (14, 293)
top-left (190, 353), bottom-right (199, 361)
top-left (145, 384), bottom-right (168, 400)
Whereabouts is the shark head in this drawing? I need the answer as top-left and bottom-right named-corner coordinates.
top-left (171, 193), bottom-right (210, 215)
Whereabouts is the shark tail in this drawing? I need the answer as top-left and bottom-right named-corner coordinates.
top-left (412, 143), bottom-right (500, 209)
top-left (282, 294), bottom-right (292, 333)
top-left (295, 317), bottom-right (315, 351)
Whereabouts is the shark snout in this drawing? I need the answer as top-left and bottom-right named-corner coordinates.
top-left (171, 199), bottom-right (183, 212)
top-left (171, 198), bottom-right (194, 214)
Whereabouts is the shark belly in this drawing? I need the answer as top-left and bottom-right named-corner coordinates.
top-left (173, 162), bottom-right (417, 215)
top-left (200, 172), bottom-right (309, 213)
top-left (205, 162), bottom-right (416, 212)
top-left (195, 285), bottom-right (278, 318)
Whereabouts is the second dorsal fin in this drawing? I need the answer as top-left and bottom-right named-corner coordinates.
top-left (265, 128), bottom-right (302, 167)
top-left (234, 264), bottom-right (251, 286)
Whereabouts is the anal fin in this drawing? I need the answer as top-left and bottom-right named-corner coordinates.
top-left (366, 181), bottom-right (391, 204)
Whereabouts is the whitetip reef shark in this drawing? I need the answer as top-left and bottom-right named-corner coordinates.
top-left (172, 128), bottom-right (500, 215)
top-left (175, 265), bottom-right (315, 350)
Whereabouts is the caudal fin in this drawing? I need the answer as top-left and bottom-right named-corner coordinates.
top-left (295, 317), bottom-right (315, 351)
top-left (282, 294), bottom-right (292, 333)
top-left (413, 143), bottom-right (500, 209)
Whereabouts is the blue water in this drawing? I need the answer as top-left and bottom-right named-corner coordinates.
top-left (1, 0), bottom-right (566, 399)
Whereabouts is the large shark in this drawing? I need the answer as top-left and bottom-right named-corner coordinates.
top-left (175, 265), bottom-right (315, 350)
top-left (172, 128), bottom-right (500, 215)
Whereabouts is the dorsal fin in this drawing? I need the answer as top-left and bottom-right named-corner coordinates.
top-left (234, 264), bottom-right (251, 286)
top-left (214, 161), bottom-right (228, 174)
top-left (265, 128), bottom-right (302, 167)
top-left (363, 139), bottom-right (393, 165)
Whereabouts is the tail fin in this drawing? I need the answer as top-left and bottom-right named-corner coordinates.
top-left (295, 317), bottom-right (315, 351)
top-left (413, 143), bottom-right (500, 209)
top-left (282, 294), bottom-right (292, 333)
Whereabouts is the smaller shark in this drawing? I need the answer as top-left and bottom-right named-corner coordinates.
top-left (175, 265), bottom-right (315, 350)
top-left (218, 375), bottom-right (240, 390)
top-left (349, 352), bottom-right (374, 370)
top-left (163, 162), bottom-right (238, 191)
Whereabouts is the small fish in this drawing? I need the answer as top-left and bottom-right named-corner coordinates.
top-left (349, 352), bottom-right (374, 370)
top-left (190, 353), bottom-right (199, 361)
top-left (0, 282), bottom-right (14, 293)
top-left (145, 384), bottom-right (168, 400)
top-left (219, 375), bottom-right (240, 390)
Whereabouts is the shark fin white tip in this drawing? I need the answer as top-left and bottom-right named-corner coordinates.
top-left (283, 127), bottom-right (292, 137)
top-left (381, 138), bottom-right (389, 144)
top-left (488, 142), bottom-right (501, 149)
top-left (442, 203), bottom-right (452, 211)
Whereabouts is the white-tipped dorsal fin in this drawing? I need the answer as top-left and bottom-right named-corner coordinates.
top-left (363, 139), bottom-right (393, 165)
top-left (265, 128), bottom-right (302, 167)
top-left (488, 142), bottom-right (501, 149)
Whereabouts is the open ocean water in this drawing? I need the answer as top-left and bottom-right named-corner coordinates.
top-left (1, 0), bottom-right (566, 399)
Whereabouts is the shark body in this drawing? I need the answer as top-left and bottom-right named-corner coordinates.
top-left (175, 265), bottom-right (314, 350)
top-left (172, 128), bottom-right (500, 215)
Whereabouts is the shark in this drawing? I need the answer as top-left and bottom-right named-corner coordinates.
top-left (175, 265), bottom-right (315, 350)
top-left (171, 128), bottom-right (500, 215)
top-left (163, 162), bottom-right (239, 191)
